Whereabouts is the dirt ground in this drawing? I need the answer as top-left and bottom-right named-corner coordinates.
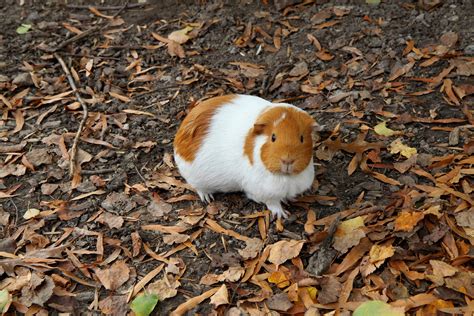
top-left (0, 0), bottom-right (473, 315)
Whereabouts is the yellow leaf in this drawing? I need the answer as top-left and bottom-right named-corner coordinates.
top-left (268, 271), bottom-right (290, 288)
top-left (23, 208), bottom-right (40, 219)
top-left (336, 216), bottom-right (365, 236)
top-left (369, 242), bottom-right (395, 264)
top-left (306, 286), bottom-right (318, 301)
top-left (389, 138), bottom-right (417, 158)
top-left (374, 121), bottom-right (395, 137)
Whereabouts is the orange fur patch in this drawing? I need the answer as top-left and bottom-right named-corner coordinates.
top-left (247, 106), bottom-right (314, 174)
top-left (244, 129), bottom-right (256, 164)
top-left (174, 95), bottom-right (236, 162)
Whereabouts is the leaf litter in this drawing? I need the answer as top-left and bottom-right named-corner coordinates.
top-left (0, 1), bottom-right (473, 315)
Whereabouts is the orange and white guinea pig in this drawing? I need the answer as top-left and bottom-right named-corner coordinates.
top-left (173, 94), bottom-right (316, 218)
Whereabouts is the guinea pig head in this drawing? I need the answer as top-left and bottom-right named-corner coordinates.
top-left (253, 106), bottom-right (315, 175)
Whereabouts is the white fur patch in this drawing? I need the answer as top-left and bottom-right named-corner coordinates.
top-left (273, 112), bottom-right (287, 126)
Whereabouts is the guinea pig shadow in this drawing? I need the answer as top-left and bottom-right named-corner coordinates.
top-left (203, 192), bottom-right (306, 223)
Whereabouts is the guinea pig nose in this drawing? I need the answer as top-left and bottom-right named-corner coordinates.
top-left (281, 158), bottom-right (295, 165)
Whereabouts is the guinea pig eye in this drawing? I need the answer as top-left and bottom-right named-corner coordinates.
top-left (271, 134), bottom-right (276, 142)
top-left (300, 135), bottom-right (304, 143)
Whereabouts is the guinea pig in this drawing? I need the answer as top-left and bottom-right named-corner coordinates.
top-left (173, 94), bottom-right (316, 218)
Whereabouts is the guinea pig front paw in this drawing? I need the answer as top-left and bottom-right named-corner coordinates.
top-left (266, 201), bottom-right (289, 219)
top-left (197, 191), bottom-right (214, 203)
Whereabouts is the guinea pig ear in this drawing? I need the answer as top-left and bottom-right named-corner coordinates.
top-left (253, 123), bottom-right (266, 135)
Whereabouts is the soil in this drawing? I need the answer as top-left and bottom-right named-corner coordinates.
top-left (0, 0), bottom-right (473, 315)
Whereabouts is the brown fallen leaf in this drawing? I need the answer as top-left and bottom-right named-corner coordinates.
top-left (147, 274), bottom-right (180, 300)
top-left (371, 172), bottom-right (401, 186)
top-left (394, 211), bottom-right (425, 232)
top-left (317, 276), bottom-right (341, 304)
top-left (440, 31), bottom-right (458, 47)
top-left (200, 266), bottom-right (245, 286)
top-left (170, 287), bottom-right (219, 316)
top-left (333, 216), bottom-right (366, 254)
top-left (98, 295), bottom-right (128, 315)
top-left (268, 240), bottom-right (304, 266)
top-left (96, 212), bottom-right (124, 229)
top-left (266, 292), bottom-right (293, 312)
top-left (131, 231), bottom-right (141, 257)
top-left (109, 91), bottom-right (131, 103)
top-left (315, 49), bottom-right (334, 61)
top-left (19, 273), bottom-right (55, 307)
top-left (95, 260), bottom-right (130, 291)
top-left (389, 61), bottom-right (415, 81)
top-left (162, 233), bottom-right (190, 245)
top-left (40, 183), bottom-right (59, 195)
top-left (25, 148), bottom-right (53, 167)
top-left (268, 270), bottom-right (290, 288)
top-left (238, 238), bottom-right (264, 260)
top-left (369, 240), bottom-right (395, 265)
top-left (0, 164), bottom-right (26, 178)
top-left (11, 109), bottom-right (24, 134)
top-left (210, 284), bottom-right (229, 307)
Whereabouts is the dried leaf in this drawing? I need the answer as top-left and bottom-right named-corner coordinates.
top-left (389, 138), bottom-right (417, 158)
top-left (389, 61), bottom-right (415, 81)
top-left (369, 241), bottom-right (395, 264)
top-left (210, 284), bottom-right (229, 307)
top-left (374, 121), bottom-right (396, 136)
top-left (333, 216), bottom-right (366, 253)
top-left (23, 208), bottom-right (40, 220)
top-left (268, 240), bottom-right (304, 266)
top-left (238, 238), bottom-right (263, 260)
top-left (147, 275), bottom-right (179, 300)
top-left (394, 211), bottom-right (424, 232)
top-left (96, 212), bottom-right (124, 229)
top-left (268, 270), bottom-right (290, 288)
top-left (168, 26), bottom-right (193, 44)
top-left (95, 260), bottom-right (130, 291)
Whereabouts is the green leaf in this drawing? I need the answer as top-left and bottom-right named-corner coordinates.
top-left (130, 293), bottom-right (159, 316)
top-left (354, 300), bottom-right (405, 316)
top-left (374, 121), bottom-right (396, 137)
top-left (0, 289), bottom-right (10, 312)
top-left (16, 23), bottom-right (32, 34)
top-left (366, 0), bottom-right (381, 4)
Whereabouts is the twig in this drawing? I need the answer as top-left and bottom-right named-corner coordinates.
top-left (54, 53), bottom-right (89, 177)
top-left (9, 198), bottom-right (19, 227)
top-left (52, 1), bottom-right (128, 53)
top-left (66, 3), bottom-right (146, 10)
top-left (52, 26), bottom-right (100, 52)
top-left (134, 165), bottom-right (147, 183)
top-left (112, 0), bottom-right (130, 18)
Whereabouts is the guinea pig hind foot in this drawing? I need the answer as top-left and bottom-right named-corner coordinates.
top-left (265, 201), bottom-right (289, 219)
top-left (197, 190), bottom-right (214, 203)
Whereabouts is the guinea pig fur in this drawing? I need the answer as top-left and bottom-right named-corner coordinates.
top-left (173, 94), bottom-right (316, 218)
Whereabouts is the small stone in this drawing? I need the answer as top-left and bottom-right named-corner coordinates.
top-left (448, 15), bottom-right (459, 22)
top-left (368, 37), bottom-right (383, 48)
top-left (12, 73), bottom-right (33, 86)
top-left (399, 175), bottom-right (417, 187)
top-left (76, 181), bottom-right (97, 193)
top-left (464, 44), bottom-right (474, 55)
top-left (26, 11), bottom-right (40, 22)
